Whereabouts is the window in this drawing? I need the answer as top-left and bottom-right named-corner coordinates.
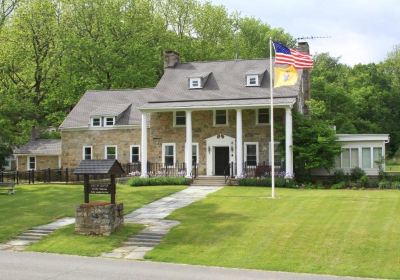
top-left (162, 143), bottom-right (175, 166)
top-left (362, 147), bottom-right (371, 169)
top-left (350, 148), bottom-right (359, 168)
top-left (257, 109), bottom-right (269, 124)
top-left (214, 110), bottom-right (228, 126)
top-left (341, 148), bottom-right (350, 168)
top-left (104, 117), bottom-right (115, 127)
top-left (246, 75), bottom-right (259, 86)
top-left (373, 147), bottom-right (383, 169)
top-left (189, 78), bottom-right (201, 89)
top-left (92, 117), bottom-right (101, 127)
top-left (83, 146), bottom-right (92, 160)
top-left (130, 145), bottom-right (140, 163)
top-left (192, 143), bottom-right (199, 165)
top-left (245, 142), bottom-right (258, 166)
top-left (269, 142), bottom-right (281, 166)
top-left (105, 145), bottom-right (117, 160)
top-left (28, 156), bottom-right (36, 170)
top-left (341, 148), bottom-right (359, 168)
top-left (174, 111), bottom-right (186, 126)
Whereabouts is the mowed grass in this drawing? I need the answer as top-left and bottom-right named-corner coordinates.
top-left (0, 184), bottom-right (184, 243)
top-left (386, 164), bottom-right (400, 172)
top-left (146, 187), bottom-right (400, 279)
top-left (28, 224), bottom-right (143, 256)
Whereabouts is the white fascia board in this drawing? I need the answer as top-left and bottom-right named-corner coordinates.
top-left (336, 134), bottom-right (390, 142)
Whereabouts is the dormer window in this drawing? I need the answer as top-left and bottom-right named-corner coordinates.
top-left (104, 117), bottom-right (115, 127)
top-left (92, 117), bottom-right (101, 127)
top-left (246, 75), bottom-right (259, 87)
top-left (189, 78), bottom-right (202, 89)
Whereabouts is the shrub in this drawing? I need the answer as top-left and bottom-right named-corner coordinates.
top-left (368, 179), bottom-right (379, 188)
top-left (391, 181), bottom-right (400, 190)
top-left (237, 177), bottom-right (297, 188)
top-left (128, 177), bottom-right (191, 187)
top-left (331, 182), bottom-right (346, 189)
top-left (378, 180), bottom-right (391, 189)
top-left (359, 175), bottom-right (369, 188)
top-left (350, 167), bottom-right (366, 181)
top-left (333, 169), bottom-right (346, 183)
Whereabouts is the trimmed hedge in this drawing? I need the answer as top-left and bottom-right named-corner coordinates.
top-left (237, 177), bottom-right (297, 188)
top-left (128, 177), bottom-right (191, 186)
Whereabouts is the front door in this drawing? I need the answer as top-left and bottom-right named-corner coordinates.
top-left (214, 147), bottom-right (230, 175)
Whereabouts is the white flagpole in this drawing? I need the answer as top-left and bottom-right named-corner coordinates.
top-left (269, 37), bottom-right (275, 199)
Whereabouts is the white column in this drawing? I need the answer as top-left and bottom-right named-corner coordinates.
top-left (185, 110), bottom-right (193, 178)
top-left (285, 107), bottom-right (294, 178)
top-left (140, 112), bottom-right (148, 177)
top-left (236, 109), bottom-right (243, 177)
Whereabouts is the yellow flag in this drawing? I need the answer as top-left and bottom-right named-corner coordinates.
top-left (274, 65), bottom-right (298, 88)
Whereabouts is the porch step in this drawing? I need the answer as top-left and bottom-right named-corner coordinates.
top-left (191, 177), bottom-right (226, 187)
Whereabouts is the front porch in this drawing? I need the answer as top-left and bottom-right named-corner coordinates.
top-left (138, 99), bottom-right (295, 179)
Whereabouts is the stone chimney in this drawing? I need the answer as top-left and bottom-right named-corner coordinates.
top-left (297, 41), bottom-right (311, 115)
top-left (31, 126), bottom-right (39, 141)
top-left (163, 50), bottom-right (180, 68)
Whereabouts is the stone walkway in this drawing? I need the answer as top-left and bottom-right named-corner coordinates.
top-left (102, 186), bottom-right (221, 260)
top-left (0, 217), bottom-right (75, 251)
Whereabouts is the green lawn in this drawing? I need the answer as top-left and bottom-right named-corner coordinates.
top-left (28, 224), bottom-right (143, 256)
top-left (0, 184), bottom-right (184, 243)
top-left (386, 164), bottom-right (400, 172)
top-left (146, 187), bottom-right (400, 279)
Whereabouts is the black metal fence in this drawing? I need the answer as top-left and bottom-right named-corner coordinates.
top-left (224, 161), bottom-right (286, 183)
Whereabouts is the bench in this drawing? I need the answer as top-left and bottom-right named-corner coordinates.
top-left (0, 182), bottom-right (16, 195)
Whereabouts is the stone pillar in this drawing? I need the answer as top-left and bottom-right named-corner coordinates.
top-left (236, 109), bottom-right (243, 177)
top-left (141, 113), bottom-right (148, 177)
top-left (285, 107), bottom-right (294, 178)
top-left (185, 110), bottom-right (193, 178)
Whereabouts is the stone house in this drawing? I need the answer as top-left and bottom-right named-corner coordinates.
top-left (58, 43), bottom-right (312, 178)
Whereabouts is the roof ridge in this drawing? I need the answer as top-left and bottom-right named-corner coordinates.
top-left (86, 87), bottom-right (154, 93)
top-left (180, 58), bottom-right (270, 64)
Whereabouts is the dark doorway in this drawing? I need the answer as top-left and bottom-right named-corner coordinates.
top-left (214, 146), bottom-right (230, 175)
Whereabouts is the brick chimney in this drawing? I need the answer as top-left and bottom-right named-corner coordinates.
top-left (163, 50), bottom-right (180, 68)
top-left (31, 125), bottom-right (39, 140)
top-left (297, 41), bottom-right (311, 115)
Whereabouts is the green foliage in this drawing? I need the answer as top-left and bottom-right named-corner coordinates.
top-left (391, 181), bottom-right (400, 190)
top-left (128, 177), bottom-right (191, 186)
top-left (291, 111), bottom-right (341, 181)
top-left (379, 180), bottom-right (391, 189)
top-left (350, 167), bottom-right (366, 181)
top-left (359, 175), bottom-right (369, 188)
top-left (333, 169), bottom-right (347, 183)
top-left (237, 177), bottom-right (297, 188)
top-left (331, 182), bottom-right (346, 189)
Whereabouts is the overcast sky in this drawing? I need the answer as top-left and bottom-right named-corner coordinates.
top-left (211, 0), bottom-right (400, 65)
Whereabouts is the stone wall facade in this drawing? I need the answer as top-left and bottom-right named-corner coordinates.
top-left (61, 109), bottom-right (285, 175)
top-left (75, 202), bottom-right (124, 236)
top-left (16, 155), bottom-right (60, 171)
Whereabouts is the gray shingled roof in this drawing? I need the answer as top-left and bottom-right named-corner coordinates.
top-left (60, 59), bottom-right (300, 129)
top-left (74, 159), bottom-right (125, 175)
top-left (60, 89), bottom-right (155, 129)
top-left (140, 97), bottom-right (297, 110)
top-left (14, 139), bottom-right (61, 155)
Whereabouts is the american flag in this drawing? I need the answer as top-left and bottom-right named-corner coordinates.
top-left (272, 41), bottom-right (313, 68)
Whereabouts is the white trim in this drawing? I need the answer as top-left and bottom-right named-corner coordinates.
top-left (244, 142), bottom-right (259, 165)
top-left (213, 109), bottom-right (229, 126)
top-left (58, 155), bottom-right (61, 168)
top-left (173, 111), bottom-right (186, 127)
top-left (162, 143), bottom-right (176, 165)
top-left (82, 145), bottom-right (93, 160)
top-left (337, 134), bottom-right (390, 142)
top-left (255, 108), bottom-right (270, 125)
top-left (205, 135), bottom-right (236, 176)
top-left (192, 142), bottom-right (199, 164)
top-left (60, 124), bottom-right (143, 131)
top-left (91, 117), bottom-right (102, 127)
top-left (104, 116), bottom-right (116, 127)
top-left (246, 74), bottom-right (259, 87)
top-left (104, 145), bottom-right (118, 160)
top-left (130, 145), bottom-right (141, 163)
top-left (27, 156), bottom-right (36, 170)
top-left (189, 77), bottom-right (202, 89)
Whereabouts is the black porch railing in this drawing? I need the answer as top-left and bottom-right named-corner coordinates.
top-left (224, 161), bottom-right (286, 183)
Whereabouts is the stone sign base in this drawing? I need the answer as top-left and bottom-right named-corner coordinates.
top-left (75, 202), bottom-right (124, 236)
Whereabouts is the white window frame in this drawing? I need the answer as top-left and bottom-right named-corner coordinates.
top-left (104, 116), bottom-right (115, 127)
top-left (256, 108), bottom-right (270, 125)
top-left (91, 117), bottom-right (102, 127)
top-left (268, 141), bottom-right (281, 166)
top-left (189, 77), bottom-right (202, 89)
top-left (192, 143), bottom-right (199, 164)
top-left (162, 143), bottom-right (176, 165)
top-left (130, 145), bottom-right (141, 163)
top-left (246, 75), bottom-right (259, 86)
top-left (213, 109), bottom-right (229, 126)
top-left (173, 111), bottom-right (186, 127)
top-left (104, 145), bottom-right (118, 160)
top-left (82, 145), bottom-right (93, 160)
top-left (244, 142), bottom-right (259, 166)
top-left (27, 156), bottom-right (36, 170)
